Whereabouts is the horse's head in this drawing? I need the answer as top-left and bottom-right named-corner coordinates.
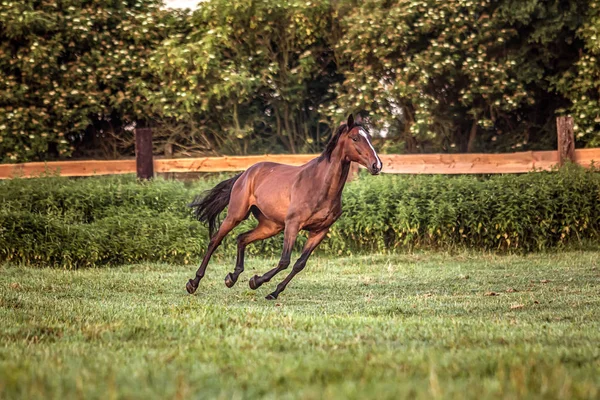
top-left (341, 114), bottom-right (382, 175)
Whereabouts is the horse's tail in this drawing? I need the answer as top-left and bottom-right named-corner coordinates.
top-left (189, 173), bottom-right (242, 237)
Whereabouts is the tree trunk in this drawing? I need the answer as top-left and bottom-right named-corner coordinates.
top-left (402, 107), bottom-right (418, 153)
top-left (316, 121), bottom-right (321, 150)
top-left (283, 103), bottom-right (296, 153)
top-left (275, 108), bottom-right (291, 151)
top-left (467, 119), bottom-right (478, 153)
top-left (232, 102), bottom-right (245, 155)
top-left (403, 125), bottom-right (417, 153)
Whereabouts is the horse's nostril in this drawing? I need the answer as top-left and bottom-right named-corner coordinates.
top-left (372, 163), bottom-right (378, 171)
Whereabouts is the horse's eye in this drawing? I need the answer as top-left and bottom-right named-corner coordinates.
top-left (352, 137), bottom-right (358, 142)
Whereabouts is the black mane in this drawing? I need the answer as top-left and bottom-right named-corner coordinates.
top-left (318, 122), bottom-right (368, 162)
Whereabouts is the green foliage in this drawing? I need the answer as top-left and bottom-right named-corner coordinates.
top-left (147, 0), bottom-right (338, 155)
top-left (328, 165), bottom-right (600, 253)
top-left (0, 175), bottom-right (208, 267)
top-left (1, 167), bottom-right (599, 268)
top-left (0, 0), bottom-right (182, 162)
top-left (2, 0), bottom-right (600, 161)
top-left (329, 0), bottom-right (588, 152)
top-left (553, 1), bottom-right (600, 147)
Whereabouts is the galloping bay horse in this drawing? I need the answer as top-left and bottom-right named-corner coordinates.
top-left (186, 114), bottom-right (382, 300)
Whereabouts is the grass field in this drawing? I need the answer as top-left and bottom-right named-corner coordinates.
top-left (1, 251), bottom-right (599, 399)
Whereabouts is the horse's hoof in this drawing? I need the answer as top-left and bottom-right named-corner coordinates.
top-left (265, 293), bottom-right (278, 300)
top-left (224, 273), bottom-right (235, 288)
top-left (186, 279), bottom-right (197, 294)
top-left (249, 275), bottom-right (260, 290)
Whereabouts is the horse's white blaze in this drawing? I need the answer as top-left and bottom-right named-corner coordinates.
top-left (359, 128), bottom-right (382, 170)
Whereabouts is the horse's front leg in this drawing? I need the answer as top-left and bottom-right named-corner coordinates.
top-left (265, 228), bottom-right (329, 300)
top-left (249, 222), bottom-right (300, 290)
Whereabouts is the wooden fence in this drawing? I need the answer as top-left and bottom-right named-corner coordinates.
top-left (1, 149), bottom-right (599, 180)
top-left (1, 116), bottom-right (598, 179)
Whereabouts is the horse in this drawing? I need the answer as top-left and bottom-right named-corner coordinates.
top-left (185, 114), bottom-right (382, 300)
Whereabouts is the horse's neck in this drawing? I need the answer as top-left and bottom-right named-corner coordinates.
top-left (316, 147), bottom-right (351, 201)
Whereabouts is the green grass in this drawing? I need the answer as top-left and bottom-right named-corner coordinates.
top-left (1, 251), bottom-right (599, 399)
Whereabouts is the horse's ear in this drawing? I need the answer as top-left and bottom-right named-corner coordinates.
top-left (347, 114), bottom-right (354, 129)
top-left (354, 114), bottom-right (363, 125)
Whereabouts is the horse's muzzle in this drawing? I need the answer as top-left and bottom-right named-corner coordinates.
top-left (369, 162), bottom-right (381, 175)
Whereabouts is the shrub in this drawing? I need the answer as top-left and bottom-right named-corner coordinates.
top-left (1, 165), bottom-right (599, 268)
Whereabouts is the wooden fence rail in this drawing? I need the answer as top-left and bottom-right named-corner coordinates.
top-left (1, 116), bottom-right (598, 179)
top-left (1, 149), bottom-right (599, 179)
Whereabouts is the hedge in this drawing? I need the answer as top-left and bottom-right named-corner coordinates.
top-left (1, 165), bottom-right (599, 268)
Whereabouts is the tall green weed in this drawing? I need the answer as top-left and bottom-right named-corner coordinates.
top-left (1, 165), bottom-right (598, 268)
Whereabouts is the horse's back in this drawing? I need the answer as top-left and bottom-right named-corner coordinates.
top-left (250, 161), bottom-right (300, 173)
top-left (237, 161), bottom-right (304, 223)
top-left (243, 161), bottom-right (302, 185)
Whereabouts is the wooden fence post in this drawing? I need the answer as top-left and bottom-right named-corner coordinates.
top-left (135, 127), bottom-right (153, 179)
top-left (556, 116), bottom-right (575, 166)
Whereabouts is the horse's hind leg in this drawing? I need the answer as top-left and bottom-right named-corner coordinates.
top-left (225, 217), bottom-right (282, 288)
top-left (186, 193), bottom-right (250, 294)
top-left (186, 214), bottom-right (241, 294)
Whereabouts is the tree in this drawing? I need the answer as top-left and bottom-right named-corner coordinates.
top-left (553, 1), bottom-right (600, 147)
top-left (0, 0), bottom-right (178, 162)
top-left (1, 0), bottom-right (598, 161)
top-left (329, 0), bottom-right (587, 153)
top-left (147, 0), bottom-right (339, 155)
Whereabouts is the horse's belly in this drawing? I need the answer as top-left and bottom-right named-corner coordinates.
top-left (253, 196), bottom-right (288, 223)
top-left (252, 181), bottom-right (291, 223)
top-left (303, 206), bottom-right (341, 231)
